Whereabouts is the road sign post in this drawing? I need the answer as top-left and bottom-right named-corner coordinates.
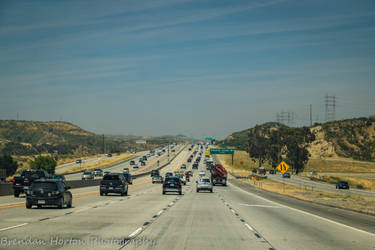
top-left (277, 161), bottom-right (290, 174)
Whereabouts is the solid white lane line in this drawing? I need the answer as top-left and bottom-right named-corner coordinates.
top-left (244, 223), bottom-right (254, 232)
top-left (230, 182), bottom-right (375, 237)
top-left (129, 227), bottom-right (142, 238)
top-left (240, 204), bottom-right (281, 208)
top-left (0, 223), bottom-right (28, 232)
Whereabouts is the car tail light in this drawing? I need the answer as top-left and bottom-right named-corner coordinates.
top-left (100, 181), bottom-right (103, 186)
top-left (119, 182), bottom-right (123, 186)
top-left (12, 177), bottom-right (15, 184)
top-left (176, 182), bottom-right (181, 185)
top-left (163, 181), bottom-right (168, 185)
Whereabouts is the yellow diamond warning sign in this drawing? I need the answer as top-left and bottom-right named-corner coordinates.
top-left (277, 161), bottom-right (290, 174)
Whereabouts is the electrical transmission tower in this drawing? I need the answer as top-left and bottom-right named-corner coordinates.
top-left (325, 95), bottom-right (336, 121)
top-left (276, 111), bottom-right (294, 126)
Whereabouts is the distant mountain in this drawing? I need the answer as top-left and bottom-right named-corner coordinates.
top-left (0, 120), bottom-right (164, 156)
top-left (221, 116), bottom-right (375, 161)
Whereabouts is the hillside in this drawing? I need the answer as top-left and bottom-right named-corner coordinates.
top-left (221, 115), bottom-right (375, 161)
top-left (0, 120), bottom-right (154, 156)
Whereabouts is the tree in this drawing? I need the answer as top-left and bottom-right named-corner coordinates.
top-left (30, 156), bottom-right (56, 175)
top-left (248, 126), bottom-right (270, 168)
top-left (0, 155), bottom-right (18, 177)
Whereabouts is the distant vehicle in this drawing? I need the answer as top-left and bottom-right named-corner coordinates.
top-left (162, 177), bottom-right (182, 195)
top-left (92, 169), bottom-right (103, 177)
top-left (165, 172), bottom-right (173, 178)
top-left (52, 174), bottom-right (66, 182)
top-left (26, 179), bottom-right (72, 209)
top-left (147, 153), bottom-right (151, 157)
top-left (133, 165), bottom-right (139, 169)
top-left (199, 171), bottom-right (206, 177)
top-left (143, 156), bottom-right (148, 161)
top-left (192, 163), bottom-right (198, 169)
top-left (76, 159), bottom-right (82, 164)
top-left (187, 158), bottom-right (192, 163)
top-left (82, 171), bottom-right (94, 180)
top-left (187, 170), bottom-right (193, 177)
top-left (139, 158), bottom-right (143, 162)
top-left (122, 172), bottom-right (133, 184)
top-left (175, 171), bottom-right (186, 185)
top-left (151, 169), bottom-right (160, 177)
top-left (282, 172), bottom-right (291, 178)
top-left (104, 171), bottom-right (110, 175)
top-left (107, 153), bottom-right (112, 157)
top-left (130, 160), bottom-right (135, 165)
top-left (13, 169), bottom-right (49, 197)
top-left (196, 177), bottom-right (213, 193)
top-left (258, 168), bottom-right (266, 175)
top-left (269, 170), bottom-right (276, 174)
top-left (162, 149), bottom-right (166, 152)
top-left (123, 168), bottom-right (129, 174)
top-left (152, 175), bottom-right (163, 184)
top-left (210, 164), bottom-right (227, 186)
top-left (181, 164), bottom-right (187, 169)
top-left (336, 181), bottom-right (349, 189)
top-left (140, 161), bottom-right (146, 166)
top-left (188, 148), bottom-right (192, 151)
top-left (100, 173), bottom-right (128, 196)
top-left (171, 149), bottom-right (175, 152)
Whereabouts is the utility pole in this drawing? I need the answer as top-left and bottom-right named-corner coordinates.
top-left (325, 95), bottom-right (336, 121)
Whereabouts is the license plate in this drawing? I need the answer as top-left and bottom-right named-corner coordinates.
top-left (170, 184), bottom-right (174, 187)
top-left (38, 200), bottom-right (45, 204)
top-left (108, 187), bottom-right (113, 190)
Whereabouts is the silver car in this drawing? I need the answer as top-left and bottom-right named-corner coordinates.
top-left (81, 171), bottom-right (94, 180)
top-left (196, 177), bottom-right (213, 193)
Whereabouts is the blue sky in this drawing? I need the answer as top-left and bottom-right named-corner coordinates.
top-left (1, 0), bottom-right (375, 139)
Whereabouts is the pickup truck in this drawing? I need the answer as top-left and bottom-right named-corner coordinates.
top-left (13, 169), bottom-right (49, 197)
top-left (210, 164), bottom-right (227, 186)
top-left (152, 175), bottom-right (163, 184)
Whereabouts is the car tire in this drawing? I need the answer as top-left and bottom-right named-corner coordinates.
top-left (58, 198), bottom-right (64, 209)
top-left (67, 200), bottom-right (72, 208)
top-left (14, 191), bottom-right (19, 198)
top-left (26, 202), bottom-right (32, 209)
top-left (196, 189), bottom-right (199, 192)
top-left (100, 192), bottom-right (103, 196)
top-left (125, 189), bottom-right (128, 196)
top-left (179, 191), bottom-right (182, 195)
top-left (162, 191), bottom-right (165, 195)
top-left (210, 189), bottom-right (213, 193)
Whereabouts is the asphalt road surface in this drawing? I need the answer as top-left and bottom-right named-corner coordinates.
top-left (267, 173), bottom-right (375, 199)
top-left (0, 146), bottom-right (374, 250)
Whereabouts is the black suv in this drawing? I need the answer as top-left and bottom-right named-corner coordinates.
top-left (151, 169), bottom-right (160, 177)
top-left (192, 163), bottom-right (198, 169)
top-left (100, 173), bottom-right (128, 196)
top-left (163, 177), bottom-right (182, 195)
top-left (336, 181), bottom-right (349, 189)
top-left (26, 179), bottom-right (72, 209)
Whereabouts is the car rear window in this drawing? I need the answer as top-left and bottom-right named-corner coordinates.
top-left (32, 182), bottom-right (58, 191)
top-left (200, 179), bottom-right (210, 183)
top-left (22, 171), bottom-right (44, 178)
top-left (84, 172), bottom-right (91, 175)
top-left (103, 175), bottom-right (120, 180)
top-left (166, 177), bottom-right (179, 182)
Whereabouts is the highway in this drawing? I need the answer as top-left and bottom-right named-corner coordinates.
top-left (0, 146), bottom-right (374, 250)
top-left (267, 173), bottom-right (375, 199)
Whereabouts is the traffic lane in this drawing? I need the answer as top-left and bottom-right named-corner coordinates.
top-left (0, 149), bottom-right (192, 249)
top-left (0, 184), bottom-right (183, 250)
top-left (129, 175), bottom-right (270, 250)
top-left (268, 174), bottom-right (375, 198)
top-left (216, 181), bottom-right (375, 250)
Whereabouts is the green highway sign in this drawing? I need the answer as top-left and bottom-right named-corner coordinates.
top-left (205, 137), bottom-right (213, 141)
top-left (210, 148), bottom-right (234, 155)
